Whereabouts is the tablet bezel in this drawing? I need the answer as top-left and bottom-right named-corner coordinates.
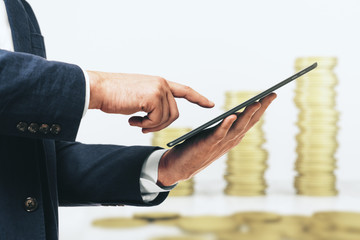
top-left (167, 62), bottom-right (317, 147)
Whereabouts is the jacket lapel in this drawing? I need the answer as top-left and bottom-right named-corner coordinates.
top-left (4, 0), bottom-right (32, 53)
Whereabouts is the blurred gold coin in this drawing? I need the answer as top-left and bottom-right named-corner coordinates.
top-left (92, 217), bottom-right (148, 228)
top-left (177, 216), bottom-right (238, 233)
top-left (296, 189), bottom-right (338, 196)
top-left (295, 57), bottom-right (337, 69)
top-left (294, 100), bottom-right (336, 108)
top-left (150, 235), bottom-right (210, 240)
top-left (296, 73), bottom-right (338, 83)
top-left (224, 189), bottom-right (265, 196)
top-left (312, 230), bottom-right (360, 240)
top-left (153, 219), bottom-right (180, 226)
top-left (133, 212), bottom-right (180, 221)
top-left (228, 148), bottom-right (268, 156)
top-left (218, 232), bottom-right (282, 240)
top-left (296, 146), bottom-right (337, 155)
top-left (295, 164), bottom-right (336, 173)
top-left (225, 164), bottom-right (267, 171)
top-left (169, 188), bottom-right (194, 197)
top-left (313, 211), bottom-right (360, 231)
top-left (232, 211), bottom-right (281, 223)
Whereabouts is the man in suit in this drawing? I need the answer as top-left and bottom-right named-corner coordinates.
top-left (0, 0), bottom-right (276, 239)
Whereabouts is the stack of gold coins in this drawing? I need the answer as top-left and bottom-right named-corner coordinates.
top-left (294, 57), bottom-right (339, 196)
top-left (223, 91), bottom-right (268, 196)
top-left (152, 128), bottom-right (194, 196)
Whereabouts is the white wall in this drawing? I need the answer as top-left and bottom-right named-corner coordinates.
top-left (28, 0), bottom-right (360, 183)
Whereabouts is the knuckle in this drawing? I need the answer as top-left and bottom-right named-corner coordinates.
top-left (155, 76), bottom-right (167, 86)
top-left (173, 111), bottom-right (179, 120)
top-left (214, 133), bottom-right (224, 142)
top-left (184, 85), bottom-right (192, 93)
top-left (152, 88), bottom-right (163, 98)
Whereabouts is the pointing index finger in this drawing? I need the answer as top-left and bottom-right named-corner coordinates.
top-left (168, 81), bottom-right (215, 108)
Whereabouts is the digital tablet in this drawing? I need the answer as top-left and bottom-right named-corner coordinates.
top-left (166, 62), bottom-right (317, 147)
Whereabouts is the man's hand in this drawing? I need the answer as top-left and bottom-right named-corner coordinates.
top-left (157, 93), bottom-right (277, 187)
top-left (87, 71), bottom-right (214, 133)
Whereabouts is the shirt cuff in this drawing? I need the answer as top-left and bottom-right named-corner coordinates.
top-left (80, 67), bottom-right (90, 117)
top-left (140, 149), bottom-right (177, 202)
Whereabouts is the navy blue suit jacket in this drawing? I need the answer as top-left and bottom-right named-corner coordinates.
top-left (0, 1), bottom-right (168, 239)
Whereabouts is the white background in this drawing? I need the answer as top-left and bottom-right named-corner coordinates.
top-left (28, 0), bottom-right (360, 182)
top-left (25, 0), bottom-right (360, 239)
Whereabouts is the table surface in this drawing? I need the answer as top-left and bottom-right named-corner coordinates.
top-left (58, 179), bottom-right (360, 240)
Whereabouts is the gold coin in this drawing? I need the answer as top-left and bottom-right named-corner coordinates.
top-left (312, 230), bottom-right (360, 240)
top-left (225, 181), bottom-right (266, 188)
top-left (297, 143), bottom-right (338, 149)
top-left (177, 216), bottom-right (239, 233)
top-left (225, 169), bottom-right (266, 175)
top-left (295, 73), bottom-right (338, 83)
top-left (296, 82), bottom-right (338, 91)
top-left (297, 108), bottom-right (339, 115)
top-left (218, 232), bottom-right (282, 240)
top-left (295, 164), bottom-right (336, 173)
top-left (295, 172), bottom-right (336, 178)
top-left (295, 57), bottom-right (337, 69)
top-left (296, 147), bottom-right (337, 156)
top-left (232, 211), bottom-right (281, 223)
top-left (296, 189), bottom-right (338, 196)
top-left (92, 217), bottom-right (148, 228)
top-left (225, 185), bottom-right (267, 192)
top-left (294, 90), bottom-right (337, 100)
top-left (295, 182), bottom-right (336, 189)
top-left (224, 171), bottom-right (265, 177)
top-left (294, 100), bottom-right (336, 108)
top-left (176, 179), bottom-right (194, 185)
top-left (169, 188), bottom-right (194, 197)
top-left (296, 123), bottom-right (339, 133)
top-left (153, 219), bottom-right (179, 226)
top-left (240, 137), bottom-right (266, 145)
top-left (224, 189), bottom-right (265, 196)
top-left (296, 138), bottom-right (338, 146)
top-left (295, 158), bottom-right (336, 165)
top-left (229, 148), bottom-right (268, 155)
top-left (313, 211), bottom-right (360, 231)
top-left (226, 162), bottom-right (267, 169)
top-left (295, 182), bottom-right (337, 188)
top-left (250, 216), bottom-right (310, 236)
top-left (133, 212), bottom-right (180, 221)
top-left (296, 133), bottom-right (338, 141)
top-left (150, 235), bottom-right (210, 240)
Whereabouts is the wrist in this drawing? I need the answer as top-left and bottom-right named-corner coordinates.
top-left (87, 70), bottom-right (103, 109)
top-left (157, 150), bottom-right (180, 187)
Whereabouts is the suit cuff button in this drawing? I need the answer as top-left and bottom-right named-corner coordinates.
top-left (16, 122), bottom-right (28, 132)
top-left (28, 123), bottom-right (39, 133)
top-left (50, 124), bottom-right (61, 135)
top-left (24, 197), bottom-right (38, 212)
top-left (39, 124), bottom-right (50, 134)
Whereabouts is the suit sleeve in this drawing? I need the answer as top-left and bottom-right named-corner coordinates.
top-left (56, 141), bottom-right (169, 207)
top-left (0, 49), bottom-right (85, 141)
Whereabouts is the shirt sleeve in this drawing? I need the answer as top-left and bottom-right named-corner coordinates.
top-left (140, 149), bottom-right (177, 202)
top-left (80, 68), bottom-right (90, 117)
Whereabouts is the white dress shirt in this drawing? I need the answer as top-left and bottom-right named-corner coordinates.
top-left (0, 0), bottom-right (173, 202)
